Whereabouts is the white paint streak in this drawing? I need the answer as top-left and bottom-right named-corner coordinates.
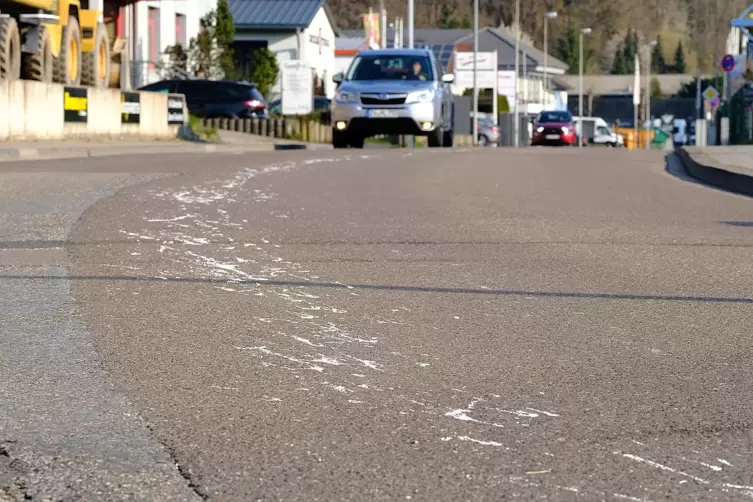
top-left (614, 494), bottom-right (652, 502)
top-left (617, 453), bottom-right (709, 484)
top-left (526, 407), bottom-right (560, 417)
top-left (456, 436), bottom-right (503, 447)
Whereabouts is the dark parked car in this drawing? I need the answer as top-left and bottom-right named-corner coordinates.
top-left (267, 96), bottom-right (331, 125)
top-left (138, 79), bottom-right (268, 119)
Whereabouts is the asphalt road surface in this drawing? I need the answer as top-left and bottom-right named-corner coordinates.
top-left (1, 147), bottom-right (752, 501)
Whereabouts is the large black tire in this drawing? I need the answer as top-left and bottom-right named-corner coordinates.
top-left (443, 128), bottom-right (454, 147)
top-left (22, 25), bottom-right (53, 82)
top-left (53, 15), bottom-right (82, 85)
top-left (427, 127), bottom-right (444, 147)
top-left (349, 136), bottom-right (364, 149)
top-left (0, 17), bottom-right (21, 82)
top-left (332, 129), bottom-right (349, 149)
top-left (81, 23), bottom-right (110, 88)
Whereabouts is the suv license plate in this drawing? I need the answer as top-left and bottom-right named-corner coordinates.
top-left (545, 134), bottom-right (560, 140)
top-left (367, 109), bottom-right (399, 118)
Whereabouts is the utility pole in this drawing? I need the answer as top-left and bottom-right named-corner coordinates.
top-left (543, 11), bottom-right (557, 106)
top-left (380, 0), bottom-right (386, 49)
top-left (645, 40), bottom-right (656, 150)
top-left (579, 28), bottom-right (591, 147)
top-left (408, 1), bottom-right (414, 149)
top-left (472, 0), bottom-right (478, 145)
top-left (408, 0), bottom-right (414, 49)
top-left (513, 0), bottom-right (520, 147)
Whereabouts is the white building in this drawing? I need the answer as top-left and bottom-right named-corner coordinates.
top-left (230, 0), bottom-right (339, 99)
top-left (114, 0), bottom-right (217, 87)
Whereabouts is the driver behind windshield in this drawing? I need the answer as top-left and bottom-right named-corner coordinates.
top-left (409, 59), bottom-right (427, 80)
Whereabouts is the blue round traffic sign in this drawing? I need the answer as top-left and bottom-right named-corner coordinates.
top-left (721, 54), bottom-right (735, 72)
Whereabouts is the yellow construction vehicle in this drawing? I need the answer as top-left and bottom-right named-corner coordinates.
top-left (0, 0), bottom-right (111, 87)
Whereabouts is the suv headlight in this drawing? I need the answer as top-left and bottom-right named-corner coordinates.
top-left (336, 90), bottom-right (356, 103)
top-left (536, 126), bottom-right (544, 133)
top-left (406, 89), bottom-right (435, 104)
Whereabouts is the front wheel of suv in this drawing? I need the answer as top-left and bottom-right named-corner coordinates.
top-left (442, 128), bottom-right (454, 147)
top-left (427, 127), bottom-right (444, 147)
top-left (333, 129), bottom-right (349, 149)
top-left (349, 136), bottom-right (365, 149)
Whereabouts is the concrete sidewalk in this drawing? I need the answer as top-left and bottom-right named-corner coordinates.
top-left (0, 133), bottom-right (330, 162)
top-left (677, 145), bottom-right (753, 197)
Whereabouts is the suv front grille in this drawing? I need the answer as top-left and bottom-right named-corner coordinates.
top-left (360, 93), bottom-right (407, 105)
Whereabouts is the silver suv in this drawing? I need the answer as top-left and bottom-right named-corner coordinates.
top-left (331, 48), bottom-right (455, 149)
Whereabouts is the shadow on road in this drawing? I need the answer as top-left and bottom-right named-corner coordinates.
top-left (1, 274), bottom-right (751, 304)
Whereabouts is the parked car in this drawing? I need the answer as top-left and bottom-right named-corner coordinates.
top-left (531, 110), bottom-right (576, 146)
top-left (267, 96), bottom-right (331, 124)
top-left (477, 118), bottom-right (499, 146)
top-left (138, 79), bottom-right (268, 119)
top-left (330, 48), bottom-right (455, 149)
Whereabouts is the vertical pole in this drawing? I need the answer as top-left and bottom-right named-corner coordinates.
top-left (645, 47), bottom-right (651, 150)
top-left (513, 0), bottom-right (520, 148)
top-left (695, 68), bottom-right (701, 120)
top-left (408, 0), bottom-right (414, 48)
top-left (380, 0), bottom-right (387, 49)
top-left (579, 32), bottom-right (583, 147)
top-left (473, 0), bottom-right (479, 145)
top-left (543, 20), bottom-right (548, 108)
top-left (492, 50), bottom-right (498, 129)
top-left (408, 2), bottom-right (414, 149)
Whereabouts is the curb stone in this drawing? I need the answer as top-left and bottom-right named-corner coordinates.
top-left (676, 146), bottom-right (753, 198)
top-left (0, 141), bottom-right (330, 163)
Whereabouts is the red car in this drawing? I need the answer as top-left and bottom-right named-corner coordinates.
top-left (531, 110), bottom-right (577, 146)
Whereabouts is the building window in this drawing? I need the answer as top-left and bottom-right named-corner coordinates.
top-left (148, 7), bottom-right (160, 68)
top-left (175, 13), bottom-right (186, 47)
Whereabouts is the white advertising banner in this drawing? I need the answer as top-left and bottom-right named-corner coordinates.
top-left (281, 60), bottom-right (314, 115)
top-left (453, 51), bottom-right (498, 89)
top-left (497, 70), bottom-right (516, 103)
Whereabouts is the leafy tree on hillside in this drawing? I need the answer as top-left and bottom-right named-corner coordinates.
top-left (440, 4), bottom-right (471, 28)
top-left (621, 29), bottom-right (638, 73)
top-left (557, 27), bottom-right (594, 74)
top-left (248, 48), bottom-right (279, 98)
top-left (674, 41), bottom-right (686, 73)
top-left (650, 76), bottom-right (663, 97)
top-left (651, 35), bottom-right (666, 73)
top-left (611, 42), bottom-right (629, 74)
top-left (676, 76), bottom-right (722, 98)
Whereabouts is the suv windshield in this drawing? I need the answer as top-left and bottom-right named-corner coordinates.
top-left (347, 54), bottom-right (434, 81)
top-left (537, 111), bottom-right (572, 123)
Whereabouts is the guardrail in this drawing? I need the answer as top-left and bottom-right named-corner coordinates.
top-left (201, 117), bottom-right (475, 147)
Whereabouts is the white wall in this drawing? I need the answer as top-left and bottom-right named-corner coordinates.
top-left (303, 7), bottom-right (336, 98)
top-left (130, 0), bottom-right (217, 87)
top-left (234, 6), bottom-right (337, 99)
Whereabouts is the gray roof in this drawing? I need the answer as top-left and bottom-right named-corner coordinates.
top-left (339, 27), bottom-right (567, 73)
top-left (555, 74), bottom-right (696, 96)
top-left (455, 28), bottom-right (569, 72)
top-left (340, 28), bottom-right (471, 47)
top-left (336, 37), bottom-right (367, 51)
top-left (231, 0), bottom-right (339, 32)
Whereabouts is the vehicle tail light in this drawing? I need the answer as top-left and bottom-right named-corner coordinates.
top-left (492, 126), bottom-right (499, 133)
top-left (244, 99), bottom-right (263, 108)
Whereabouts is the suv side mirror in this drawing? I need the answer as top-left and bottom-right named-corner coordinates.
top-left (441, 73), bottom-right (454, 84)
top-left (332, 72), bottom-right (343, 84)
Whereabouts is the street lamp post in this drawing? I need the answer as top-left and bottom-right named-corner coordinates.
top-left (579, 28), bottom-right (591, 148)
top-left (543, 11), bottom-right (557, 107)
top-left (513, 0), bottom-right (520, 147)
top-left (472, 0), bottom-right (479, 145)
top-left (645, 40), bottom-right (657, 150)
